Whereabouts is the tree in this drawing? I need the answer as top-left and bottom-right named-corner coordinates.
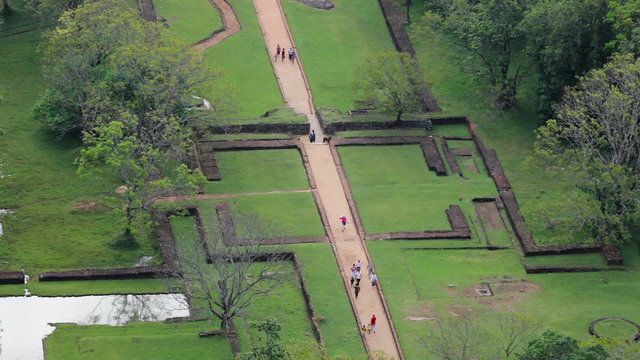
top-left (26, 0), bottom-right (82, 20)
top-left (421, 315), bottom-right (484, 360)
top-left (34, 0), bottom-right (214, 137)
top-left (76, 116), bottom-right (205, 242)
top-left (493, 312), bottom-right (540, 359)
top-left (532, 54), bottom-right (640, 246)
top-left (170, 212), bottom-right (291, 331)
top-left (354, 51), bottom-right (429, 123)
top-left (516, 331), bottom-right (608, 360)
top-left (38, 0), bottom-right (217, 241)
top-left (238, 318), bottom-right (291, 360)
top-left (2, 0), bottom-right (11, 14)
top-left (606, 0), bottom-right (640, 56)
top-left (420, 0), bottom-right (532, 109)
top-left (521, 0), bottom-right (611, 118)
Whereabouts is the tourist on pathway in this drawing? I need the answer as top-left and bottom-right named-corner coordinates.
top-left (288, 47), bottom-right (295, 62)
top-left (370, 271), bottom-right (378, 287)
top-left (367, 323), bottom-right (372, 334)
top-left (361, 324), bottom-right (367, 338)
top-left (309, 129), bottom-right (316, 143)
top-left (371, 315), bottom-right (377, 333)
top-left (354, 283), bottom-right (361, 298)
top-left (339, 216), bottom-right (347, 231)
top-left (275, 44), bottom-right (281, 60)
top-left (355, 260), bottom-right (361, 272)
top-left (281, 48), bottom-right (286, 61)
top-left (350, 264), bottom-right (356, 287)
top-left (367, 262), bottom-right (374, 276)
top-left (355, 270), bottom-right (362, 286)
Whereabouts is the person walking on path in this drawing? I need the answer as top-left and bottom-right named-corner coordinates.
top-left (367, 262), bottom-right (374, 276)
top-left (275, 44), bottom-right (281, 60)
top-left (371, 315), bottom-right (377, 333)
top-left (339, 216), bottom-right (347, 231)
top-left (350, 264), bottom-right (356, 287)
top-left (281, 47), bottom-right (286, 61)
top-left (309, 129), bottom-right (316, 143)
top-left (354, 283), bottom-right (361, 298)
top-left (355, 260), bottom-right (361, 272)
top-left (355, 270), bottom-right (362, 286)
top-left (288, 47), bottom-right (295, 62)
top-left (370, 270), bottom-right (378, 287)
top-left (361, 324), bottom-right (367, 338)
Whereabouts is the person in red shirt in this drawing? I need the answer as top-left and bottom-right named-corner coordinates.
top-left (339, 216), bottom-right (347, 231)
top-left (370, 314), bottom-right (377, 333)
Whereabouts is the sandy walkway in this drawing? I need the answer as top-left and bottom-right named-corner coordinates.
top-left (194, 0), bottom-right (241, 51)
top-left (253, 0), bottom-right (403, 357)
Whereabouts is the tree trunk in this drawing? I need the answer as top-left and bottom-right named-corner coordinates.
top-left (396, 111), bottom-right (403, 124)
top-left (2, 0), bottom-right (12, 14)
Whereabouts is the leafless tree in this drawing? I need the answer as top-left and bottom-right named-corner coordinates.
top-left (421, 314), bottom-right (484, 360)
top-left (493, 312), bottom-right (540, 359)
top-left (168, 211), bottom-right (292, 331)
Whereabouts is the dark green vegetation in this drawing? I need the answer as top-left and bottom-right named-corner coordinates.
top-left (281, 0), bottom-right (396, 111)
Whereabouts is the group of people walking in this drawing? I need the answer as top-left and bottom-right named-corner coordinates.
top-left (275, 44), bottom-right (296, 62)
top-left (350, 260), bottom-right (378, 299)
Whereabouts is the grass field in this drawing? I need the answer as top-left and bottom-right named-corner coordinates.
top-left (154, 0), bottom-right (223, 44)
top-left (368, 242), bottom-right (640, 359)
top-left (203, 148), bottom-right (310, 194)
top-left (338, 144), bottom-right (496, 233)
top-left (281, 0), bottom-right (396, 111)
top-left (201, 0), bottom-right (284, 117)
top-left (196, 194), bottom-right (326, 238)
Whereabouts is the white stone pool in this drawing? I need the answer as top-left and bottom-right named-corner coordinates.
top-left (0, 293), bottom-right (189, 360)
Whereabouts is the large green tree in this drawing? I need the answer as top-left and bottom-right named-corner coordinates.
top-left (517, 331), bottom-right (608, 360)
top-left (532, 54), bottom-right (640, 246)
top-left (354, 51), bottom-right (429, 122)
top-left (521, 0), bottom-right (611, 118)
top-left (421, 0), bottom-right (533, 109)
top-left (26, 0), bottom-right (82, 20)
top-left (34, 0), bottom-right (214, 137)
top-left (37, 0), bottom-right (218, 240)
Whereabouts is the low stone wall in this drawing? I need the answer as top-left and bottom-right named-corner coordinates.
top-left (199, 138), bottom-right (299, 150)
top-left (215, 202), bottom-right (238, 246)
top-left (194, 144), bottom-right (221, 181)
top-left (421, 137), bottom-right (447, 176)
top-left (525, 265), bottom-right (608, 274)
top-left (332, 135), bottom-right (447, 176)
top-left (366, 205), bottom-right (471, 240)
top-left (441, 138), bottom-right (462, 176)
top-left (322, 116), bottom-right (467, 134)
top-left (152, 210), bottom-right (181, 269)
top-left (39, 266), bottom-right (169, 281)
top-left (203, 123), bottom-right (309, 135)
top-left (0, 271), bottom-right (25, 284)
top-left (374, 0), bottom-right (440, 116)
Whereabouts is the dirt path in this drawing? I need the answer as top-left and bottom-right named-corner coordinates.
top-left (253, 0), bottom-right (403, 357)
top-left (194, 0), bottom-right (241, 51)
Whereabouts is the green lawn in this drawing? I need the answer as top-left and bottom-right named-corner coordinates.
top-left (204, 148), bottom-right (310, 194)
top-left (338, 144), bottom-right (496, 233)
top-left (196, 193), bottom-right (326, 238)
top-left (337, 130), bottom-right (426, 138)
top-left (281, 0), bottom-right (396, 111)
top-left (154, 0), bottom-right (222, 44)
top-left (368, 242), bottom-right (640, 359)
top-left (201, 0), bottom-right (283, 117)
top-left (523, 253), bottom-right (608, 267)
top-left (45, 321), bottom-right (234, 360)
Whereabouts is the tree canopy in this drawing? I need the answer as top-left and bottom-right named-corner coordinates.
top-left (532, 54), bottom-right (640, 246)
top-left (517, 331), bottom-right (608, 360)
top-left (354, 51), bottom-right (428, 122)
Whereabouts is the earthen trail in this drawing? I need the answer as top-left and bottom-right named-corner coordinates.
top-left (194, 0), bottom-right (241, 51)
top-left (253, 0), bottom-right (403, 357)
